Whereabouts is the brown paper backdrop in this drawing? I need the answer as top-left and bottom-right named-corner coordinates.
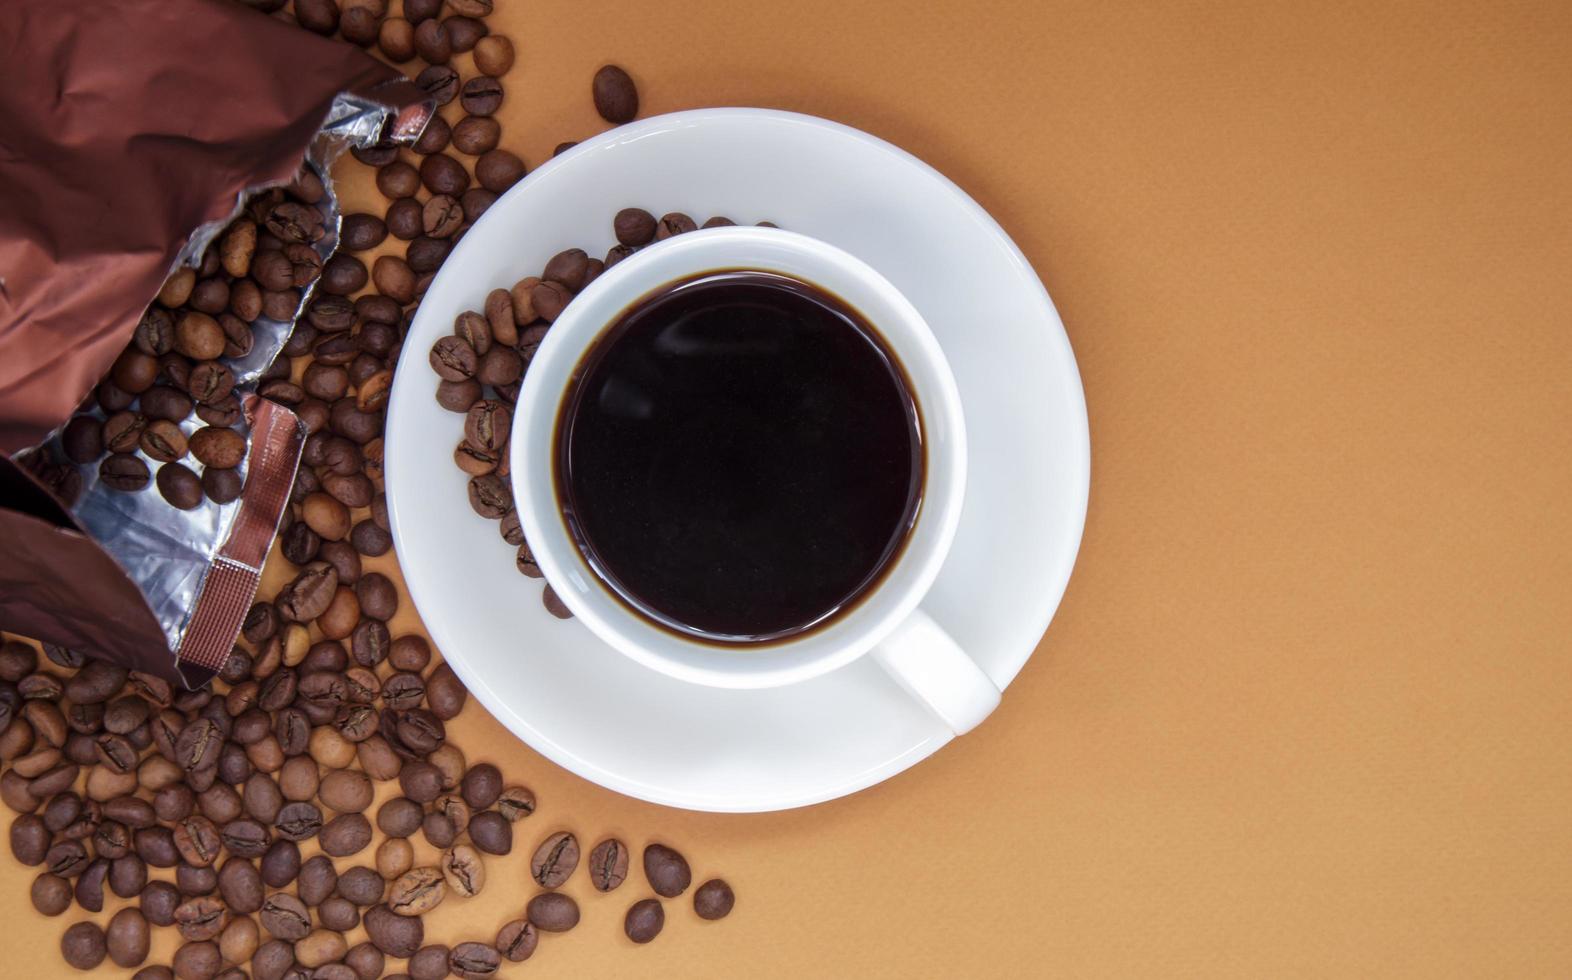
top-left (5, 0), bottom-right (1572, 975)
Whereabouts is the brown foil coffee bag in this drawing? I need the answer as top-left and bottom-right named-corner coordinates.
top-left (0, 0), bottom-right (430, 685)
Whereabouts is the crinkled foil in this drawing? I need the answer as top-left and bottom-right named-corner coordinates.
top-left (30, 96), bottom-right (422, 666)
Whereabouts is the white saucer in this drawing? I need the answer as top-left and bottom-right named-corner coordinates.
top-left (385, 108), bottom-right (1089, 812)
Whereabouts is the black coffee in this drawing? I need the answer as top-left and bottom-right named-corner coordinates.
top-left (556, 270), bottom-right (922, 643)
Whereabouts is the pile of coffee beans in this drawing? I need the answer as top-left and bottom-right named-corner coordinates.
top-left (4, 4), bottom-right (741, 977)
top-left (428, 206), bottom-right (776, 618)
top-left (18, 174), bottom-right (329, 511)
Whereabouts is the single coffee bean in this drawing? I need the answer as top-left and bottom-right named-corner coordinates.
top-left (357, 735), bottom-right (403, 781)
top-left (526, 891), bottom-right (579, 932)
top-left (413, 18), bottom-right (452, 64)
top-left (320, 812), bottom-right (373, 857)
top-left (261, 893), bottom-right (312, 941)
top-left (11, 812), bottom-right (49, 864)
top-left (450, 114), bottom-right (500, 155)
top-left (419, 154), bottom-right (469, 195)
top-left (376, 161), bottom-right (422, 199)
top-left (379, 16), bottom-right (415, 60)
top-left (297, 854), bottom-right (338, 907)
top-left (220, 818), bottom-right (269, 858)
top-left (61, 415), bottom-right (104, 463)
top-left (136, 826), bottom-right (179, 867)
top-left (427, 744), bottom-right (466, 789)
top-left (321, 254), bottom-right (369, 295)
top-left (202, 467), bottom-right (244, 506)
top-left (336, 864), bottom-right (385, 906)
top-left (588, 838), bottom-right (630, 891)
top-left (346, 942), bottom-right (384, 980)
top-left (421, 812), bottom-right (455, 848)
top-left (100, 453), bottom-right (150, 492)
top-left (219, 916), bottom-right (260, 969)
top-left (102, 410), bottom-right (147, 453)
top-left (530, 831), bottom-right (579, 888)
top-left (135, 306), bottom-right (176, 355)
top-left (174, 815), bottom-right (222, 867)
top-left (139, 418), bottom-right (188, 462)
top-left (138, 879), bottom-right (180, 927)
top-left (96, 379), bottom-right (135, 412)
top-left (111, 854), bottom-right (148, 897)
top-left (277, 563), bottom-right (338, 623)
top-left (190, 278), bottom-right (232, 316)
top-left (341, 213), bottom-right (388, 252)
top-left (439, 843), bottom-right (484, 898)
top-left (542, 247), bottom-right (591, 289)
top-left (189, 426), bottom-right (247, 468)
top-left (643, 843), bottom-right (692, 897)
top-left (217, 857), bottom-right (264, 914)
top-left (349, 519), bottom-right (392, 557)
top-left (329, 396), bottom-right (383, 443)
top-left (529, 279), bottom-right (571, 322)
top-left (459, 76), bottom-right (503, 115)
top-left (93, 820), bottom-right (132, 861)
top-left (111, 347), bottom-right (159, 393)
top-left (624, 898), bottom-right (665, 943)
top-left (319, 895), bottom-right (360, 931)
top-left (32, 871), bottom-right (73, 915)
top-left (694, 877), bottom-right (736, 919)
top-left (376, 796), bottom-right (423, 838)
top-left (409, 944), bottom-right (449, 980)
top-left (157, 462), bottom-right (204, 510)
top-left (376, 837), bottom-right (414, 882)
top-left (414, 112), bottom-right (452, 155)
top-left (196, 391), bottom-right (242, 426)
top-left (494, 785), bottom-right (536, 821)
top-left (386, 196), bottom-right (424, 240)
top-left (429, 336), bottom-right (477, 381)
top-left (702, 215), bottom-right (737, 228)
top-left (229, 279), bottom-right (263, 321)
top-left (261, 839), bottom-right (300, 889)
top-left (252, 938), bottom-right (296, 980)
top-left (474, 149), bottom-right (524, 193)
top-left (655, 211), bottom-right (698, 239)
top-left (466, 474), bottom-right (511, 519)
top-left (471, 34), bottom-right (513, 76)
top-left (593, 64), bottom-right (639, 123)
top-left (341, 4), bottom-right (379, 44)
top-left (61, 920), bottom-right (108, 970)
top-left (388, 866), bottom-right (445, 916)
top-left (373, 255), bottom-right (416, 304)
top-left (494, 918), bottom-right (537, 962)
top-left (450, 942), bottom-right (500, 979)
top-left (175, 895), bottom-right (228, 941)
top-left (467, 810), bottom-right (512, 855)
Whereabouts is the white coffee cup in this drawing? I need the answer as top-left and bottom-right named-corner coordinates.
top-left (511, 227), bottom-right (1000, 733)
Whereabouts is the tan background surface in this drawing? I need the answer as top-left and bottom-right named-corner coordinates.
top-left (7, 0), bottom-right (1572, 976)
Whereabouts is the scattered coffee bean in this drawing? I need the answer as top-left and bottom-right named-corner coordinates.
top-left (472, 34), bottom-right (513, 76)
top-left (61, 920), bottom-right (108, 970)
top-left (694, 877), bottom-right (736, 919)
top-left (474, 149), bottom-right (524, 192)
top-left (410, 943), bottom-right (450, 980)
top-left (530, 830), bottom-right (579, 888)
top-left (460, 76), bottom-right (504, 116)
top-left (494, 918), bottom-right (537, 962)
top-left (450, 941), bottom-right (501, 979)
top-left (644, 842), bottom-right (692, 897)
top-left (365, 902), bottom-right (424, 957)
top-left (467, 809), bottom-right (512, 855)
top-left (526, 891), bottom-right (579, 932)
top-left (624, 898), bottom-right (665, 943)
top-left (593, 64), bottom-right (639, 123)
top-left (589, 838), bottom-right (630, 891)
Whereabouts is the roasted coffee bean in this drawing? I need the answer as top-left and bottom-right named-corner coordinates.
top-left (220, 818), bottom-right (269, 858)
top-left (349, 519), bottom-right (392, 557)
top-left (334, 864), bottom-right (384, 907)
top-left (694, 877), bottom-right (736, 919)
top-left (102, 411), bottom-right (147, 454)
top-left (321, 254), bottom-right (369, 295)
top-left (30, 762), bottom-right (81, 798)
top-left (285, 855), bottom-right (332, 909)
top-left (189, 360), bottom-right (238, 407)
top-left (329, 397), bottom-right (383, 443)
top-left (135, 306), bottom-right (176, 355)
top-left (433, 377), bottom-right (481, 414)
top-left (397, 709), bottom-right (446, 756)
top-left (189, 426), bottom-right (247, 469)
top-left (277, 563), bottom-right (338, 622)
top-left (94, 819), bottom-right (132, 859)
top-left (104, 696), bottom-right (150, 735)
top-left (318, 769), bottom-right (374, 814)
top-left (459, 76), bottom-right (503, 116)
top-left (201, 465), bottom-right (241, 505)
top-left (32, 871), bottom-right (73, 915)
top-left (526, 891), bottom-right (579, 932)
top-left (419, 154), bottom-right (469, 196)
top-left (340, 3), bottom-right (379, 44)
top-left (466, 474), bottom-right (511, 519)
top-left (137, 826), bottom-right (180, 867)
top-left (702, 215), bottom-right (737, 228)
top-left (175, 311), bottom-right (226, 360)
top-left (99, 452), bottom-right (151, 492)
top-left (412, 111), bottom-right (452, 155)
top-left (467, 810), bottom-right (512, 856)
top-left (376, 797), bottom-right (424, 839)
top-left (218, 857), bottom-right (264, 914)
top-left (0, 769), bottom-right (39, 813)
top-left (436, 843), bottom-right (483, 898)
top-left (314, 333), bottom-right (361, 369)
top-left (428, 744), bottom-right (466, 789)
top-left (413, 18), bottom-right (452, 64)
top-left (65, 659), bottom-right (125, 704)
top-left (492, 919), bottom-right (537, 963)
top-left (471, 33), bottom-right (513, 75)
top-left (112, 347), bottom-right (160, 393)
top-left (453, 442), bottom-right (497, 477)
top-left (414, 664), bottom-right (464, 722)
top-left (151, 781), bottom-right (193, 822)
top-left (111, 854), bottom-right (148, 897)
top-left (175, 939), bottom-right (224, 979)
top-left (197, 781), bottom-right (242, 824)
top-left (421, 195), bottom-right (464, 239)
top-left (191, 277), bottom-right (232, 316)
top-left (394, 760), bottom-right (440, 804)
top-left (319, 895), bottom-right (360, 932)
top-left (542, 247), bottom-right (591, 290)
top-left (593, 64), bottom-right (639, 123)
top-left (157, 462), bottom-right (203, 509)
top-left (406, 235), bottom-right (451, 274)
top-left (474, 149), bottom-right (523, 193)
top-left (103, 796), bottom-right (155, 831)
top-left (261, 378), bottom-right (306, 406)
top-left (196, 392), bottom-right (242, 427)
top-left (94, 732), bottom-right (137, 774)
top-left (252, 939), bottom-right (296, 980)
top-left (176, 895), bottom-right (228, 941)
top-left (530, 831), bottom-right (579, 888)
top-left (421, 812), bottom-right (456, 848)
top-left (139, 418), bottom-right (188, 462)
top-left (219, 916), bottom-right (260, 969)
top-left (409, 944), bottom-right (449, 980)
top-left (356, 735), bottom-right (403, 781)
top-left (302, 362), bottom-right (349, 402)
top-left (449, 942), bottom-right (500, 979)
top-left (141, 386), bottom-right (195, 424)
top-left (376, 161), bottom-right (421, 200)
top-left (174, 815), bottom-right (221, 866)
top-left (449, 114), bottom-right (500, 157)
top-left (229, 279), bottom-right (264, 321)
top-left (460, 187), bottom-right (497, 223)
top-left (96, 378), bottom-right (135, 412)
top-left (321, 812), bottom-right (373, 857)
top-left (588, 838), bottom-right (630, 891)
top-left (242, 602), bottom-right (281, 645)
top-left (70, 858), bottom-right (106, 911)
top-left (260, 838), bottom-right (300, 889)
top-left (274, 802), bottom-right (323, 842)
top-left (61, 415), bottom-right (104, 464)
top-left (280, 521), bottom-right (321, 566)
top-left (372, 255), bottom-right (416, 304)
top-left (529, 278), bottom-right (571, 322)
top-left (371, 673), bottom-right (416, 712)
top-left (495, 785), bottom-right (535, 821)
top-left (11, 812), bottom-right (50, 864)
top-left (335, 704), bottom-right (379, 743)
top-left (260, 893), bottom-right (312, 941)
top-left (386, 197), bottom-right (424, 240)
top-left (643, 843), bottom-right (692, 897)
top-left (62, 920), bottom-right (108, 970)
top-left (323, 470), bottom-right (373, 508)
top-left (429, 336), bottom-right (477, 381)
top-left (656, 211), bottom-right (699, 240)
top-left (341, 214), bottom-right (388, 254)
top-left (137, 880), bottom-right (180, 928)
top-left (345, 942), bottom-right (384, 980)
top-left (389, 866), bottom-right (445, 916)
top-left (624, 898), bottom-right (665, 944)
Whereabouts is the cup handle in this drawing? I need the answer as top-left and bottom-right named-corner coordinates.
top-left (871, 610), bottom-right (1000, 734)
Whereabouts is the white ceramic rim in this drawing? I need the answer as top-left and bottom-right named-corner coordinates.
top-left (385, 108), bottom-right (1092, 810)
top-left (512, 227), bottom-right (968, 689)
